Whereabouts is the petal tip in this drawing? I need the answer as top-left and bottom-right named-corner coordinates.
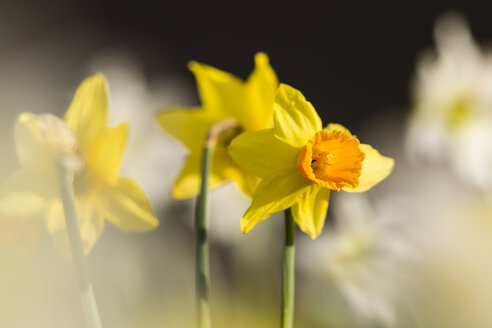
top-left (187, 60), bottom-right (200, 72)
top-left (17, 112), bottom-right (35, 123)
top-left (240, 217), bottom-right (255, 234)
top-left (91, 72), bottom-right (107, 80)
top-left (388, 156), bottom-right (396, 168)
top-left (85, 73), bottom-right (108, 89)
top-left (240, 226), bottom-right (251, 235)
top-left (171, 188), bottom-right (192, 201)
top-left (147, 217), bottom-right (160, 230)
top-left (254, 52), bottom-right (269, 66)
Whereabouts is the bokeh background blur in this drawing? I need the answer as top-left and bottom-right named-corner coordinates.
top-left (2, 1), bottom-right (492, 327)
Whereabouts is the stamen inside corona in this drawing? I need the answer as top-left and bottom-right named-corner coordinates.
top-left (297, 130), bottom-right (365, 191)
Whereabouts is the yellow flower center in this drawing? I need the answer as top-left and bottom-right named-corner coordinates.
top-left (297, 130), bottom-right (365, 191)
top-left (447, 98), bottom-right (474, 131)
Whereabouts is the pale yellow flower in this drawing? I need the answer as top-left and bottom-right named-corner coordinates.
top-left (0, 74), bottom-right (159, 255)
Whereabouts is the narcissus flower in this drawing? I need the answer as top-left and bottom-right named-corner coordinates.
top-left (406, 13), bottom-right (492, 190)
top-left (0, 74), bottom-right (159, 255)
top-left (300, 194), bottom-right (418, 326)
top-left (156, 53), bottom-right (278, 199)
top-left (229, 84), bottom-right (394, 238)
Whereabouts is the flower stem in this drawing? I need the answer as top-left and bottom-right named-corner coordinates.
top-left (281, 208), bottom-right (295, 328)
top-left (195, 119), bottom-right (237, 328)
top-left (196, 144), bottom-right (212, 328)
top-left (58, 165), bottom-right (103, 328)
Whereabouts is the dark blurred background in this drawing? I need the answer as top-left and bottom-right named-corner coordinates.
top-left (4, 1), bottom-right (492, 127)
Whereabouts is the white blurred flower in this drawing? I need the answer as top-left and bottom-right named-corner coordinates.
top-left (406, 12), bottom-right (492, 191)
top-left (301, 193), bottom-right (419, 327)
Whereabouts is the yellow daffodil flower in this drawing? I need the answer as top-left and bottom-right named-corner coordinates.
top-left (229, 84), bottom-right (394, 238)
top-left (0, 74), bottom-right (159, 255)
top-left (156, 53), bottom-right (278, 199)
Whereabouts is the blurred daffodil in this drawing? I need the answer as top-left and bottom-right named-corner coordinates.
top-left (406, 13), bottom-right (492, 190)
top-left (0, 74), bottom-right (159, 255)
top-left (156, 53), bottom-right (278, 199)
top-left (229, 84), bottom-right (394, 238)
top-left (300, 193), bottom-right (419, 327)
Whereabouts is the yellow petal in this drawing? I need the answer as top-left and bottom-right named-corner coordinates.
top-left (64, 74), bottom-right (109, 159)
top-left (212, 145), bottom-right (260, 196)
top-left (15, 113), bottom-right (78, 174)
top-left (189, 61), bottom-right (243, 117)
top-left (229, 128), bottom-right (299, 178)
top-left (0, 169), bottom-right (57, 219)
top-left (0, 168), bottom-right (58, 198)
top-left (273, 84), bottom-right (322, 147)
top-left (172, 153), bottom-right (228, 200)
top-left (243, 53), bottom-right (278, 130)
top-left (45, 198), bottom-right (105, 257)
top-left (291, 184), bottom-right (330, 238)
top-left (227, 167), bottom-right (260, 198)
top-left (0, 193), bottom-right (45, 219)
top-left (156, 107), bottom-right (217, 152)
top-left (241, 171), bottom-right (310, 234)
top-left (15, 113), bottom-right (52, 173)
top-left (86, 123), bottom-right (129, 186)
top-left (101, 177), bottom-right (159, 232)
top-left (343, 144), bottom-right (395, 192)
top-left (172, 154), bottom-right (202, 199)
top-left (325, 123), bottom-right (351, 134)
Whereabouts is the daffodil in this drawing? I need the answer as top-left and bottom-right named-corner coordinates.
top-left (156, 53), bottom-right (278, 199)
top-left (406, 13), bottom-right (492, 190)
top-left (0, 74), bottom-right (159, 255)
top-left (299, 193), bottom-right (418, 326)
top-left (229, 84), bottom-right (394, 238)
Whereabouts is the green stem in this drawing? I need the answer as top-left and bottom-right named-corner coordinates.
top-left (281, 208), bottom-right (295, 328)
top-left (59, 165), bottom-right (103, 328)
top-left (196, 144), bottom-right (212, 328)
top-left (195, 119), bottom-right (237, 328)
